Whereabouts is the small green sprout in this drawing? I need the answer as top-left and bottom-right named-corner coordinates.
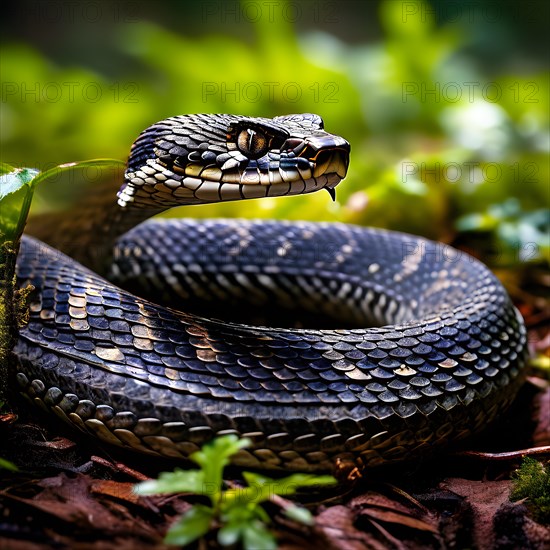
top-left (511, 457), bottom-right (550, 524)
top-left (134, 435), bottom-right (337, 549)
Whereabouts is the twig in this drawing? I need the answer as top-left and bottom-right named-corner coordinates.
top-left (456, 446), bottom-right (550, 461)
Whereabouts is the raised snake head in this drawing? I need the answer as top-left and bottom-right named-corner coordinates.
top-left (119, 113), bottom-right (350, 209)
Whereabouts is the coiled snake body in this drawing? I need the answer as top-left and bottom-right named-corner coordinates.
top-left (13, 114), bottom-right (528, 472)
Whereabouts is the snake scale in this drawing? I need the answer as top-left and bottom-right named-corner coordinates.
top-left (12, 114), bottom-right (528, 472)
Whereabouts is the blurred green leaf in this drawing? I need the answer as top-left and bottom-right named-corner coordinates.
top-left (134, 468), bottom-right (205, 496)
top-left (239, 472), bottom-right (336, 501)
top-left (165, 504), bottom-right (214, 546)
top-left (284, 504), bottom-right (314, 526)
top-left (190, 435), bottom-right (251, 505)
top-left (219, 503), bottom-right (278, 550)
top-left (0, 457), bottom-right (18, 472)
top-left (456, 199), bottom-right (549, 266)
top-left (242, 521), bottom-right (277, 550)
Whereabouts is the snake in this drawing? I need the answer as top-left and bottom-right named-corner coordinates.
top-left (12, 113), bottom-right (528, 473)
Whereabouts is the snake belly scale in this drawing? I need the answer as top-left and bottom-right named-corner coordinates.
top-left (13, 114), bottom-right (528, 472)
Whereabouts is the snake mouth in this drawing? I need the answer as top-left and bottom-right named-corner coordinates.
top-left (175, 139), bottom-right (350, 199)
top-left (295, 132), bottom-right (350, 183)
top-left (311, 147), bottom-right (350, 180)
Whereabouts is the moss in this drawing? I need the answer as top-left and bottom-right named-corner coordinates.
top-left (0, 239), bottom-right (18, 401)
top-left (511, 458), bottom-right (550, 525)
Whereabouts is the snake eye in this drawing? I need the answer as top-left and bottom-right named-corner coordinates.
top-left (237, 128), bottom-right (268, 159)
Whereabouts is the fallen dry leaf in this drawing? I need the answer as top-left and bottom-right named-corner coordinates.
top-left (351, 490), bottom-right (439, 534)
top-left (314, 504), bottom-right (390, 550)
top-left (441, 478), bottom-right (512, 549)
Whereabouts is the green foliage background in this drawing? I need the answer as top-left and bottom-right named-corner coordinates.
top-left (0, 0), bottom-right (548, 266)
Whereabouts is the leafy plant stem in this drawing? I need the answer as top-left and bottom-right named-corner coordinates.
top-left (0, 178), bottom-right (34, 404)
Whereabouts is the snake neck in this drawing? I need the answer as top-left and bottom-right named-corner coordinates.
top-left (80, 203), bottom-right (160, 274)
top-left (26, 176), bottom-right (160, 275)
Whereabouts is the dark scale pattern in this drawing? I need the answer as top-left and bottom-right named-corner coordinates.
top-left (109, 219), bottom-right (508, 328)
top-left (14, 227), bottom-right (528, 473)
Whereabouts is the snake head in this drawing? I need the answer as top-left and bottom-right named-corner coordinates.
top-left (119, 113), bottom-right (350, 209)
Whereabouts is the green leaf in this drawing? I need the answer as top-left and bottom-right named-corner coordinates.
top-left (218, 504), bottom-right (276, 549)
top-left (190, 434), bottom-right (251, 471)
top-left (134, 437), bottom-right (333, 548)
top-left (221, 472), bottom-right (336, 510)
top-left (0, 158), bottom-right (124, 246)
top-left (0, 457), bottom-right (18, 472)
top-left (0, 162), bottom-right (16, 176)
top-left (242, 520), bottom-right (277, 550)
top-left (0, 175), bottom-right (37, 243)
top-left (222, 483), bottom-right (269, 507)
top-left (217, 521), bottom-right (243, 546)
top-left (284, 504), bottom-right (314, 526)
top-left (221, 501), bottom-right (259, 522)
top-left (165, 504), bottom-right (214, 546)
top-left (135, 436), bottom-right (253, 506)
top-left (0, 167), bottom-right (39, 200)
top-left (189, 435), bottom-right (251, 504)
top-left (134, 468), bottom-right (205, 496)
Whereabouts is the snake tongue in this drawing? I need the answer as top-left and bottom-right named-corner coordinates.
top-left (325, 187), bottom-right (337, 202)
